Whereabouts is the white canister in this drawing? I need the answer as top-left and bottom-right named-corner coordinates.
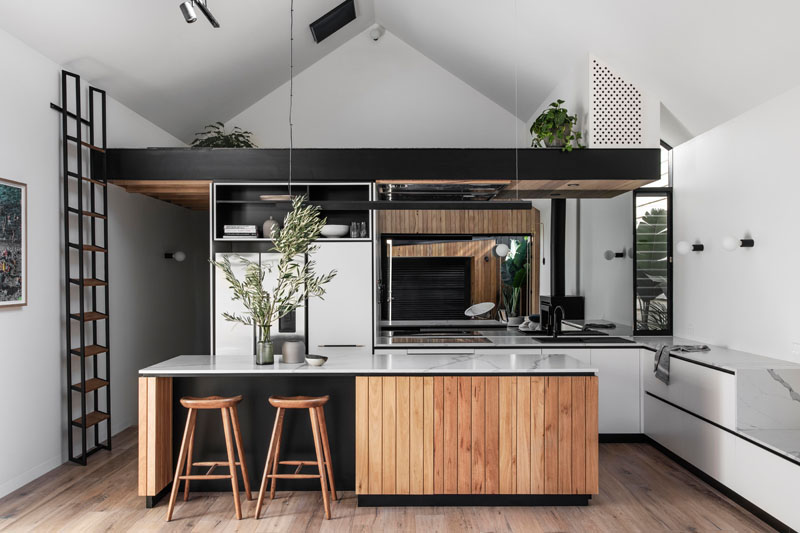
top-left (282, 340), bottom-right (306, 364)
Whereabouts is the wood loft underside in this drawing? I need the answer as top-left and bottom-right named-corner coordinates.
top-left (111, 178), bottom-right (651, 211)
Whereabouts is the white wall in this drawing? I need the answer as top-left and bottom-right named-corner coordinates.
top-left (228, 29), bottom-right (528, 148)
top-left (579, 194), bottom-right (633, 324)
top-left (673, 84), bottom-right (800, 363)
top-left (0, 27), bottom-right (205, 498)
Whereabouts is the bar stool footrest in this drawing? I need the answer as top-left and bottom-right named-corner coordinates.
top-left (179, 475), bottom-right (234, 480)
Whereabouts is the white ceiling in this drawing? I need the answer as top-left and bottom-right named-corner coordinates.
top-left (0, 0), bottom-right (375, 142)
top-left (2, 0), bottom-right (800, 143)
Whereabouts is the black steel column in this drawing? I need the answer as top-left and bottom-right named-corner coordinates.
top-left (550, 199), bottom-right (566, 297)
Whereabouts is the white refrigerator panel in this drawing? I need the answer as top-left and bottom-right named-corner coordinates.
top-left (308, 242), bottom-right (373, 355)
top-left (214, 253), bottom-right (257, 355)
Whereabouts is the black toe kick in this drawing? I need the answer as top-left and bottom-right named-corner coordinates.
top-left (357, 494), bottom-right (591, 507)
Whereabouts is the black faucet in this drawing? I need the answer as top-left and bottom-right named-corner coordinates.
top-left (552, 305), bottom-right (566, 338)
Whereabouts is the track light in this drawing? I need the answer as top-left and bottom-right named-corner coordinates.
top-left (180, 1), bottom-right (197, 23)
top-left (179, 0), bottom-right (220, 28)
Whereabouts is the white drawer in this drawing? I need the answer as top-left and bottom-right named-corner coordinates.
top-left (641, 349), bottom-right (736, 429)
top-left (643, 394), bottom-right (736, 485)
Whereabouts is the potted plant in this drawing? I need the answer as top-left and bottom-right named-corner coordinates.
top-left (501, 238), bottom-right (530, 325)
top-left (530, 99), bottom-right (584, 152)
top-left (192, 122), bottom-right (258, 148)
top-left (211, 196), bottom-right (336, 364)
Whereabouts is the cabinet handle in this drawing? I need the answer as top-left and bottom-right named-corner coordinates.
top-left (318, 344), bottom-right (365, 348)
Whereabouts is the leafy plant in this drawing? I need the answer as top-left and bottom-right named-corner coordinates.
top-left (211, 196), bottom-right (336, 343)
top-left (635, 207), bottom-right (669, 331)
top-left (530, 99), bottom-right (584, 152)
top-left (191, 122), bottom-right (257, 148)
top-left (501, 238), bottom-right (530, 317)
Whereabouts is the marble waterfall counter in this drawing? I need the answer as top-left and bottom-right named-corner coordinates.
top-left (138, 353), bottom-right (598, 508)
top-left (139, 352), bottom-right (598, 376)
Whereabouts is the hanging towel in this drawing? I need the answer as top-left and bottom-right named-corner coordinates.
top-left (653, 344), bottom-right (710, 384)
top-left (654, 345), bottom-right (671, 384)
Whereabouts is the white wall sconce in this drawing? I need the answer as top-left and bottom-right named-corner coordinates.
top-left (676, 241), bottom-right (704, 255)
top-left (493, 243), bottom-right (510, 258)
top-left (164, 251), bottom-right (186, 262)
top-left (604, 248), bottom-right (626, 261)
top-left (722, 236), bottom-right (755, 251)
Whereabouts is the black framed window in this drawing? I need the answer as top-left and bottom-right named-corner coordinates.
top-left (633, 188), bottom-right (672, 335)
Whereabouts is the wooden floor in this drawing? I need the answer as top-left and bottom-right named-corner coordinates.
top-left (0, 427), bottom-right (775, 532)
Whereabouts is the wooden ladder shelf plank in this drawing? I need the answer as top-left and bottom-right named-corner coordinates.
top-left (70, 344), bottom-right (109, 357)
top-left (72, 377), bottom-right (109, 393)
top-left (69, 278), bottom-right (108, 287)
top-left (72, 411), bottom-right (110, 428)
top-left (69, 311), bottom-right (108, 322)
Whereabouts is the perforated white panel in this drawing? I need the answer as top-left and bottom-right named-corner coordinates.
top-left (590, 58), bottom-right (643, 146)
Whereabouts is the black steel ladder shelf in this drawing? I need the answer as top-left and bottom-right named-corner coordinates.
top-left (52, 70), bottom-right (112, 465)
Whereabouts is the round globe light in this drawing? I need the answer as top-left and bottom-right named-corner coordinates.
top-left (722, 237), bottom-right (738, 252)
top-left (172, 251), bottom-right (187, 262)
top-left (676, 241), bottom-right (692, 255)
top-left (493, 243), bottom-right (510, 258)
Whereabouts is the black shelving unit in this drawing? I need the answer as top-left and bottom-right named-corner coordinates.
top-left (53, 70), bottom-right (112, 465)
top-left (212, 182), bottom-right (372, 241)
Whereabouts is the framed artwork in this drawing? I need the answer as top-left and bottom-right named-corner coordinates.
top-left (0, 177), bottom-right (26, 308)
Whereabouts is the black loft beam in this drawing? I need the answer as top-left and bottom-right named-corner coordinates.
top-left (98, 147), bottom-right (660, 183)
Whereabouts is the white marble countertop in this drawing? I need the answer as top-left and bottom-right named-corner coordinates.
top-left (635, 335), bottom-right (799, 372)
top-left (139, 352), bottom-right (598, 376)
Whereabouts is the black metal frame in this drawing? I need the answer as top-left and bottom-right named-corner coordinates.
top-left (54, 70), bottom-right (112, 465)
top-left (632, 187), bottom-right (673, 336)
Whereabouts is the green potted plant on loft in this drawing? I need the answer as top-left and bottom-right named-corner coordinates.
top-left (192, 122), bottom-right (258, 148)
top-left (530, 99), bottom-right (584, 152)
top-left (211, 196), bottom-right (337, 364)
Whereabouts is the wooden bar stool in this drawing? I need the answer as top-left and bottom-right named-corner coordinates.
top-left (255, 395), bottom-right (336, 520)
top-left (166, 395), bottom-right (252, 521)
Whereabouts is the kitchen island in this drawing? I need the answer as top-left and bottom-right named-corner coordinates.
top-left (139, 353), bottom-right (598, 507)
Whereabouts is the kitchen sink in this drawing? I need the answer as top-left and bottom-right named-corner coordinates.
top-left (531, 336), bottom-right (636, 344)
top-left (522, 329), bottom-right (608, 337)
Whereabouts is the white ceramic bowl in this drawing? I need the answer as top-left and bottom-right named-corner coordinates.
top-left (320, 224), bottom-right (350, 238)
top-left (305, 354), bottom-right (328, 366)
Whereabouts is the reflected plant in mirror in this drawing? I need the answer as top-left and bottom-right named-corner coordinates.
top-left (211, 196), bottom-right (337, 364)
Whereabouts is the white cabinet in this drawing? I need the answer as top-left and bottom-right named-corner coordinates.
top-left (643, 393), bottom-right (736, 484)
top-left (308, 242), bottom-right (373, 356)
top-left (542, 348), bottom-right (591, 365)
top-left (214, 253), bottom-right (257, 355)
top-left (590, 348), bottom-right (641, 433)
top-left (641, 349), bottom-right (736, 429)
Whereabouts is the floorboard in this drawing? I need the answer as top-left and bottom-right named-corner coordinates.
top-left (0, 427), bottom-right (776, 532)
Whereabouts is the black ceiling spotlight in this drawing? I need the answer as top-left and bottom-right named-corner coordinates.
top-left (180, 0), bottom-right (220, 28)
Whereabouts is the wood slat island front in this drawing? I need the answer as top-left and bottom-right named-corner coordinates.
top-left (138, 354), bottom-right (599, 507)
top-left (355, 375), bottom-right (598, 504)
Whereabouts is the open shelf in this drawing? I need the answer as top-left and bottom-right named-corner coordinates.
top-left (71, 377), bottom-right (109, 393)
top-left (70, 344), bottom-right (109, 357)
top-left (213, 182), bottom-right (372, 241)
top-left (72, 411), bottom-right (110, 428)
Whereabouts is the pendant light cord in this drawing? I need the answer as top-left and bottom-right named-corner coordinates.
top-left (514, 0), bottom-right (519, 200)
top-left (288, 0), bottom-right (294, 197)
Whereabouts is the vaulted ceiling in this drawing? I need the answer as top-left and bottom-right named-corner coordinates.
top-left (2, 0), bottom-right (799, 144)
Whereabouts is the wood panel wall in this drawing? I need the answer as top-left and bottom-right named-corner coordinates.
top-left (378, 209), bottom-right (534, 235)
top-left (355, 375), bottom-right (598, 495)
top-left (138, 377), bottom-right (173, 497)
top-left (378, 208), bottom-right (541, 313)
top-left (390, 240), bottom-right (500, 306)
